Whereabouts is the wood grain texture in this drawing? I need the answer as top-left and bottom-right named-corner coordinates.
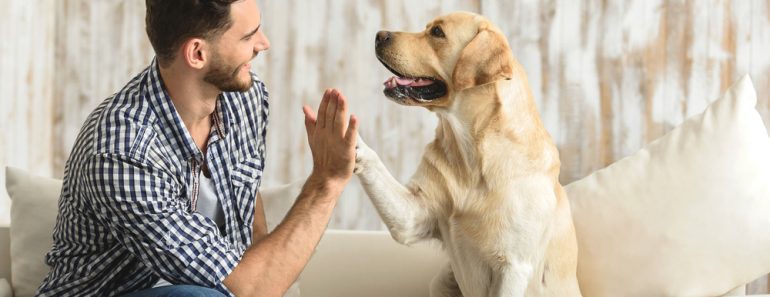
top-left (3, 1), bottom-right (770, 289)
top-left (485, 0), bottom-right (770, 184)
top-left (0, 0), bottom-right (56, 226)
top-left (52, 0), bottom-right (155, 176)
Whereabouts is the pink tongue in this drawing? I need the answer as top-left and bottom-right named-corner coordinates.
top-left (395, 77), bottom-right (416, 85)
top-left (395, 76), bottom-right (434, 87)
top-left (411, 79), bottom-right (434, 87)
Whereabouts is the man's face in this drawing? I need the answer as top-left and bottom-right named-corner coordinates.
top-left (204, 0), bottom-right (270, 92)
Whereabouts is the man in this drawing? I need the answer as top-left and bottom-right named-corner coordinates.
top-left (37, 0), bottom-right (358, 296)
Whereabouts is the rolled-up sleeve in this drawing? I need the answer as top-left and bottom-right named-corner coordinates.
top-left (82, 152), bottom-right (243, 294)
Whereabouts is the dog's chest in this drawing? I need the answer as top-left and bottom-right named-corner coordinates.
top-left (437, 176), bottom-right (559, 255)
top-left (439, 194), bottom-right (510, 249)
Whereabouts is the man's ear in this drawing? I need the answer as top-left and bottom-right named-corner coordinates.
top-left (180, 38), bottom-right (208, 70)
top-left (451, 25), bottom-right (514, 91)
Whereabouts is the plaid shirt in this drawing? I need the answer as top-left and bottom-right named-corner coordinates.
top-left (37, 59), bottom-right (269, 296)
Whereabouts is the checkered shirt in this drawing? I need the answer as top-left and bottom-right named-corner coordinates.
top-left (36, 58), bottom-right (269, 296)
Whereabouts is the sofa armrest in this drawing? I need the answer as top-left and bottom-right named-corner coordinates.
top-left (0, 226), bottom-right (10, 281)
top-left (0, 278), bottom-right (11, 297)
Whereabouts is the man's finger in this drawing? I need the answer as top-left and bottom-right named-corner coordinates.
top-left (345, 114), bottom-right (359, 146)
top-left (317, 89), bottom-right (331, 129)
top-left (334, 91), bottom-right (348, 135)
top-left (324, 89), bottom-right (339, 130)
top-left (302, 105), bottom-right (316, 140)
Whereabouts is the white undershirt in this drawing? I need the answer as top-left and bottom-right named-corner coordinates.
top-left (196, 175), bottom-right (226, 230)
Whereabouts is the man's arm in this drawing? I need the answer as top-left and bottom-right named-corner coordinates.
top-left (252, 192), bottom-right (268, 240)
top-left (224, 89), bottom-right (358, 297)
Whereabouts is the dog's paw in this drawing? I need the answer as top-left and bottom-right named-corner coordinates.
top-left (354, 134), bottom-right (377, 174)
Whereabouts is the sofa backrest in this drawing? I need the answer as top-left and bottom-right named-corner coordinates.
top-left (0, 226), bottom-right (10, 281)
top-left (300, 230), bottom-right (445, 297)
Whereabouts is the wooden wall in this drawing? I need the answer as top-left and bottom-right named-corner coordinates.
top-left (0, 0), bottom-right (56, 226)
top-left (2, 0), bottom-right (770, 292)
top-left (261, 0), bottom-right (770, 231)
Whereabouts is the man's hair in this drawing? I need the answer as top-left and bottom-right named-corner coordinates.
top-left (145, 0), bottom-right (240, 66)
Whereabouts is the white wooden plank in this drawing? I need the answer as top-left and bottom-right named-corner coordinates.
top-left (0, 0), bottom-right (56, 226)
top-left (1, 1), bottom-right (769, 249)
top-left (52, 0), bottom-right (154, 176)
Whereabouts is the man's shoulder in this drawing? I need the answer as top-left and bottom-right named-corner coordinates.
top-left (77, 67), bottom-right (161, 160)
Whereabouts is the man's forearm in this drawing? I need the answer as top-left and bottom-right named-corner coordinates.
top-left (224, 175), bottom-right (342, 297)
top-left (252, 193), bottom-right (268, 240)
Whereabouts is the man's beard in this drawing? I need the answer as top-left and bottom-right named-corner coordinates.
top-left (204, 52), bottom-right (252, 92)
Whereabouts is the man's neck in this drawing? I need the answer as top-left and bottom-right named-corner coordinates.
top-left (158, 62), bottom-right (219, 153)
top-left (158, 63), bottom-right (219, 130)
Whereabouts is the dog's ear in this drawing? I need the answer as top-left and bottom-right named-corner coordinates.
top-left (451, 25), bottom-right (514, 91)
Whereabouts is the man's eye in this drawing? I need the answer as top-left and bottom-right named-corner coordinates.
top-left (431, 26), bottom-right (445, 38)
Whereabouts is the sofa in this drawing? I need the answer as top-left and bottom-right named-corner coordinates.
top-left (0, 226), bottom-right (447, 297)
top-left (0, 168), bottom-right (449, 297)
top-left (4, 75), bottom-right (770, 297)
top-left (0, 170), bottom-right (761, 297)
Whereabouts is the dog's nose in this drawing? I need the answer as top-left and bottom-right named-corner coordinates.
top-left (375, 31), bottom-right (392, 48)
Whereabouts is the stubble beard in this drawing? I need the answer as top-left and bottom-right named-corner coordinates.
top-left (204, 52), bottom-right (252, 92)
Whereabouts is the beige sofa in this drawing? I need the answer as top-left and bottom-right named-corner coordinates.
top-left (0, 227), bottom-right (447, 297)
top-left (0, 167), bottom-right (764, 297)
top-left (0, 167), bottom-right (450, 297)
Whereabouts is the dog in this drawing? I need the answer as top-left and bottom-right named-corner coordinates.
top-left (353, 12), bottom-right (582, 297)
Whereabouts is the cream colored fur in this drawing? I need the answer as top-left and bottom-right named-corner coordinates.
top-left (355, 12), bottom-right (582, 297)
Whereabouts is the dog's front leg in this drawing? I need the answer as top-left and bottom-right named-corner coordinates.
top-left (488, 263), bottom-right (532, 297)
top-left (354, 136), bottom-right (434, 245)
top-left (430, 264), bottom-right (463, 297)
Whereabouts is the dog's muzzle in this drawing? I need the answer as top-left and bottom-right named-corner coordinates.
top-left (375, 31), bottom-right (448, 102)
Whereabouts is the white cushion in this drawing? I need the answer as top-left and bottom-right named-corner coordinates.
top-left (5, 167), bottom-right (61, 297)
top-left (259, 181), bottom-right (305, 297)
top-left (0, 278), bottom-right (11, 297)
top-left (565, 75), bottom-right (770, 297)
top-left (260, 180), bottom-right (305, 231)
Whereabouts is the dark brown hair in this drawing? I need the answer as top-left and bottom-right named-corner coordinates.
top-left (145, 0), bottom-right (240, 66)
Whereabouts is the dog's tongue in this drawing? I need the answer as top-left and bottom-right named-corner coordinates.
top-left (384, 76), bottom-right (434, 88)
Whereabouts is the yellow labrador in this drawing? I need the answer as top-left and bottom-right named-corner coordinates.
top-left (354, 12), bottom-right (582, 297)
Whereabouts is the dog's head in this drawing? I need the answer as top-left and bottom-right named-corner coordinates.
top-left (376, 12), bottom-right (515, 107)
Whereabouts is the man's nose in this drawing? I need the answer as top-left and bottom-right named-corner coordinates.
top-left (375, 31), bottom-right (392, 48)
top-left (254, 31), bottom-right (271, 52)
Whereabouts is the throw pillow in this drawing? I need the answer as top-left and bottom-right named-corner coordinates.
top-left (5, 167), bottom-right (61, 297)
top-left (565, 75), bottom-right (770, 296)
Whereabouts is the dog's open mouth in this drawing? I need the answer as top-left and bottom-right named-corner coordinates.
top-left (379, 58), bottom-right (447, 101)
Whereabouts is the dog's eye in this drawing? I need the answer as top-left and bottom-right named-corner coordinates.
top-left (430, 26), bottom-right (445, 38)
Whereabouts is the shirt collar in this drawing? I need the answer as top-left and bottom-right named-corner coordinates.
top-left (143, 58), bottom-right (231, 162)
top-left (212, 95), bottom-right (230, 141)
